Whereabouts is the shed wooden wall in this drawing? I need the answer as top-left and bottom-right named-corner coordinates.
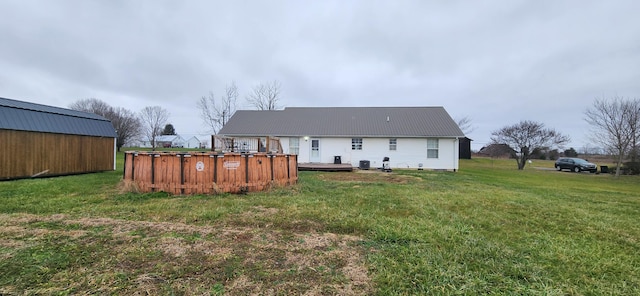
top-left (0, 129), bottom-right (115, 180)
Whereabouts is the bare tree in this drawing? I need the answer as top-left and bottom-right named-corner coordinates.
top-left (139, 106), bottom-right (170, 150)
top-left (223, 82), bottom-right (239, 125)
top-left (456, 116), bottom-right (475, 135)
top-left (69, 98), bottom-right (112, 116)
top-left (110, 107), bottom-right (141, 151)
top-left (69, 98), bottom-right (141, 151)
top-left (246, 80), bottom-right (281, 110)
top-left (585, 96), bottom-right (640, 176)
top-left (198, 91), bottom-right (219, 133)
top-left (198, 82), bottom-right (239, 134)
top-left (626, 99), bottom-right (640, 162)
top-left (491, 120), bottom-right (570, 170)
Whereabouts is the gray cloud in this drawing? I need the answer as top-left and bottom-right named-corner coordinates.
top-left (1, 0), bottom-right (639, 149)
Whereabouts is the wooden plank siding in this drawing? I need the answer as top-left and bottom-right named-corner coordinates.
top-left (0, 129), bottom-right (115, 180)
top-left (123, 152), bottom-right (298, 195)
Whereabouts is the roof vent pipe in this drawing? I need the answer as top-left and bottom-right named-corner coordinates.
top-left (386, 116), bottom-right (390, 122)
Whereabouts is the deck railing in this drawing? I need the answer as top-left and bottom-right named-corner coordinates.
top-left (211, 136), bottom-right (283, 153)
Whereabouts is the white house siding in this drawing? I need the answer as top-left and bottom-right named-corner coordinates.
top-left (186, 136), bottom-right (201, 148)
top-left (135, 135), bottom-right (189, 148)
top-left (292, 136), bottom-right (459, 171)
top-left (135, 140), bottom-right (152, 148)
top-left (172, 136), bottom-right (186, 148)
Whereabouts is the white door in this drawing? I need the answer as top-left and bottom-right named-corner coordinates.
top-left (310, 139), bottom-right (320, 162)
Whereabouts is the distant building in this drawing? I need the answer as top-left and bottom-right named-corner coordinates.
top-left (459, 137), bottom-right (472, 159)
top-left (477, 144), bottom-right (516, 158)
top-left (137, 135), bottom-right (186, 148)
top-left (184, 134), bottom-right (211, 149)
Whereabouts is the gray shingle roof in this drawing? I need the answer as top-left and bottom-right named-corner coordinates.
top-left (0, 97), bottom-right (117, 137)
top-left (219, 107), bottom-right (465, 137)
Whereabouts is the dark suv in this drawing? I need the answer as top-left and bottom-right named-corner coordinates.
top-left (554, 157), bottom-right (597, 173)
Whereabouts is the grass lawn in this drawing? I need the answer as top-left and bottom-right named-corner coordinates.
top-left (0, 154), bottom-right (638, 295)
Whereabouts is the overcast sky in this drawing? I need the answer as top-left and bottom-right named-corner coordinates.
top-left (1, 0), bottom-right (639, 150)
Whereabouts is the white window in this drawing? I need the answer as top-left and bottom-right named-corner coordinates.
top-left (352, 138), bottom-right (363, 150)
top-left (389, 138), bottom-right (397, 151)
top-left (427, 138), bottom-right (439, 158)
top-left (289, 137), bottom-right (299, 155)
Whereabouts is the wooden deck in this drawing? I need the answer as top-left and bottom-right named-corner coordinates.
top-left (298, 163), bottom-right (353, 172)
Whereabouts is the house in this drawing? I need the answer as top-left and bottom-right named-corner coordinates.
top-left (218, 107), bottom-right (465, 171)
top-left (155, 135), bottom-right (185, 148)
top-left (0, 97), bottom-right (117, 180)
top-left (137, 135), bottom-right (186, 148)
top-left (185, 136), bottom-right (201, 148)
top-left (134, 134), bottom-right (211, 149)
top-left (184, 134), bottom-right (211, 149)
top-left (477, 144), bottom-right (516, 158)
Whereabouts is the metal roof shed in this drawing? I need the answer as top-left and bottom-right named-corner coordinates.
top-left (0, 97), bottom-right (118, 180)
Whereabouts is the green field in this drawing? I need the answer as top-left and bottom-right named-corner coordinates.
top-left (1, 154), bottom-right (638, 295)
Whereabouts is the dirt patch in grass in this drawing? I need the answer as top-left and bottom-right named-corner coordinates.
top-left (316, 170), bottom-right (421, 184)
top-left (117, 179), bottom-right (142, 193)
top-left (0, 213), bottom-right (373, 295)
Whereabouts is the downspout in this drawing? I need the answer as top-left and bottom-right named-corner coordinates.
top-left (113, 137), bottom-right (117, 171)
top-left (454, 137), bottom-right (459, 172)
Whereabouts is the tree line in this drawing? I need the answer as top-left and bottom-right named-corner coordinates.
top-left (488, 96), bottom-right (639, 176)
top-left (71, 84), bottom-right (637, 176)
top-left (68, 80), bottom-right (282, 151)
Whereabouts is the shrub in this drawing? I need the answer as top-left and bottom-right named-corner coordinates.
top-left (564, 148), bottom-right (578, 157)
top-left (548, 149), bottom-right (559, 160)
top-left (622, 162), bottom-right (640, 175)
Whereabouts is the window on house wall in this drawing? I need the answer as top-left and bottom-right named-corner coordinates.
top-left (289, 137), bottom-right (299, 155)
top-left (389, 138), bottom-right (397, 151)
top-left (427, 138), bottom-right (439, 158)
top-left (351, 138), bottom-right (363, 150)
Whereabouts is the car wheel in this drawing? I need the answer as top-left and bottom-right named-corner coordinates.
top-left (573, 166), bottom-right (580, 173)
top-left (556, 165), bottom-right (561, 171)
